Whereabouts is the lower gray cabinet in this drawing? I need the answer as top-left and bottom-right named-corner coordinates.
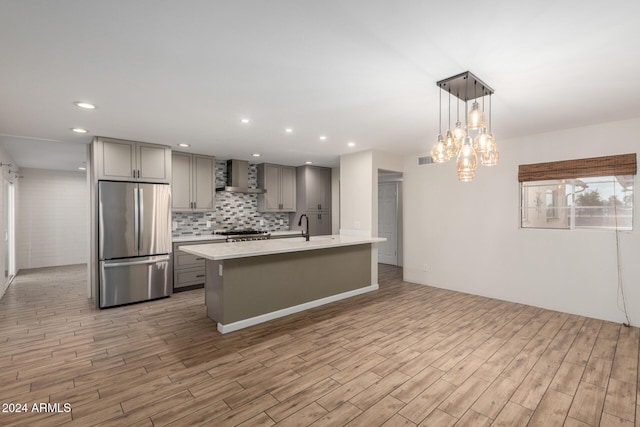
top-left (173, 240), bottom-right (223, 291)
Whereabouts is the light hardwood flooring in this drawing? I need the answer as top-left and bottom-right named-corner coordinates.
top-left (0, 264), bottom-right (638, 426)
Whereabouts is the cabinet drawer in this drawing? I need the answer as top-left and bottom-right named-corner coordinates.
top-left (175, 250), bottom-right (206, 268)
top-left (175, 267), bottom-right (206, 288)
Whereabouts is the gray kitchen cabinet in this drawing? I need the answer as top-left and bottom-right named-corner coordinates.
top-left (257, 163), bottom-right (296, 212)
top-left (309, 212), bottom-right (332, 236)
top-left (289, 165), bottom-right (332, 234)
top-left (299, 166), bottom-right (331, 212)
top-left (173, 240), bottom-right (223, 290)
top-left (172, 152), bottom-right (215, 211)
top-left (94, 137), bottom-right (171, 183)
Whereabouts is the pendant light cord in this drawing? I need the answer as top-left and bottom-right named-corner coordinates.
top-left (438, 87), bottom-right (442, 134)
top-left (612, 182), bottom-right (631, 327)
top-left (448, 89), bottom-right (451, 129)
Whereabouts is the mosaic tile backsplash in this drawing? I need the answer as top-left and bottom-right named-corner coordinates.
top-left (172, 160), bottom-right (290, 237)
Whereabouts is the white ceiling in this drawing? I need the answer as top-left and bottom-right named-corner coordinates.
top-left (1, 0), bottom-right (639, 171)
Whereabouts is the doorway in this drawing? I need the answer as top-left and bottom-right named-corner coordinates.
top-left (377, 172), bottom-right (403, 266)
top-left (3, 178), bottom-right (15, 285)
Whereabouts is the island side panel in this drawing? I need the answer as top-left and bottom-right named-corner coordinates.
top-left (205, 260), bottom-right (224, 322)
top-left (219, 244), bottom-right (371, 324)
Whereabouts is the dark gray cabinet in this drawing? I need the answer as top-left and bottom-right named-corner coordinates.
top-left (290, 165), bottom-right (332, 235)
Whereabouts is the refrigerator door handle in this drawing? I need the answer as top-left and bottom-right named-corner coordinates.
top-left (103, 255), bottom-right (170, 268)
top-left (138, 187), bottom-right (144, 250)
top-left (133, 187), bottom-right (139, 251)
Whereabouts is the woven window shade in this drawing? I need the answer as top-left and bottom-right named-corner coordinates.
top-left (518, 153), bottom-right (637, 182)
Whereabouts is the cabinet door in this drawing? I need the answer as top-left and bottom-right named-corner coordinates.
top-left (264, 164), bottom-right (281, 211)
top-left (98, 138), bottom-right (136, 180)
top-left (306, 167), bottom-right (331, 211)
top-left (309, 212), bottom-right (331, 236)
top-left (137, 142), bottom-right (171, 183)
top-left (279, 166), bottom-right (296, 211)
top-left (193, 155), bottom-right (215, 211)
top-left (171, 152), bottom-right (192, 210)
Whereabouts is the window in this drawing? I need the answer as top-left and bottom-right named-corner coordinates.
top-left (518, 154), bottom-right (636, 231)
top-left (521, 176), bottom-right (634, 230)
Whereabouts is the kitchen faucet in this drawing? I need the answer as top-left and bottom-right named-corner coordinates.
top-left (298, 214), bottom-right (310, 241)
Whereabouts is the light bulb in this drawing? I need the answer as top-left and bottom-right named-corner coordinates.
top-left (430, 134), bottom-right (450, 163)
top-left (473, 127), bottom-right (491, 153)
top-left (457, 136), bottom-right (477, 181)
top-left (466, 101), bottom-right (485, 130)
top-left (444, 129), bottom-right (456, 158)
top-left (481, 135), bottom-right (499, 166)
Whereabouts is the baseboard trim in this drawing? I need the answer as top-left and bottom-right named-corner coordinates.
top-left (217, 284), bottom-right (379, 334)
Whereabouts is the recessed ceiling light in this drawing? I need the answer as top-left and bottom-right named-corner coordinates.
top-left (78, 166), bottom-right (87, 171)
top-left (305, 161), bottom-right (313, 165)
top-left (240, 118), bottom-right (250, 124)
top-left (71, 128), bottom-right (88, 134)
top-left (347, 141), bottom-right (356, 147)
top-left (285, 128), bottom-right (293, 133)
top-left (74, 101), bottom-right (96, 110)
top-left (177, 143), bottom-right (190, 148)
top-left (319, 136), bottom-right (327, 141)
top-left (252, 153), bottom-right (261, 157)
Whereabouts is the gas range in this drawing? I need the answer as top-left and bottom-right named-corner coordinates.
top-left (214, 229), bottom-right (271, 242)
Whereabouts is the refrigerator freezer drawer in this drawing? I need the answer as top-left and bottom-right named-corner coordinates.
top-left (100, 255), bottom-right (172, 308)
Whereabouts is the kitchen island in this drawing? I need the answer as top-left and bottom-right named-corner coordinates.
top-left (180, 235), bottom-right (385, 333)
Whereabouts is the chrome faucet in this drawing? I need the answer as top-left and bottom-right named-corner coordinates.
top-left (298, 214), bottom-right (310, 241)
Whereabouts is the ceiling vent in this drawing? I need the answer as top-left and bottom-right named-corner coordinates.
top-left (417, 155), bottom-right (434, 166)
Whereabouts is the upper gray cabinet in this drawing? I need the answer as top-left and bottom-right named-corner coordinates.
top-left (172, 152), bottom-right (215, 211)
top-left (94, 137), bottom-right (171, 183)
top-left (257, 163), bottom-right (296, 212)
top-left (298, 165), bottom-right (331, 212)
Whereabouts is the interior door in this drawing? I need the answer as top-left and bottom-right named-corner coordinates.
top-left (378, 182), bottom-right (398, 265)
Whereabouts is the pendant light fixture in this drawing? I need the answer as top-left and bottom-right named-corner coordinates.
top-left (429, 71), bottom-right (498, 181)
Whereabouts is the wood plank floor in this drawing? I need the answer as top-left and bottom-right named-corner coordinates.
top-left (0, 264), bottom-right (638, 426)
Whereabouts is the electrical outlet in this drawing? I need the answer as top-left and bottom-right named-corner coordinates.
top-left (279, 219), bottom-right (284, 225)
top-left (172, 221), bottom-right (177, 230)
top-left (354, 221), bottom-right (361, 229)
top-left (260, 219), bottom-right (264, 226)
top-left (206, 220), bottom-right (211, 228)
top-left (422, 264), bottom-right (429, 272)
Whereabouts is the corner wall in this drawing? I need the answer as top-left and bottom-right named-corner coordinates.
top-left (0, 146), bottom-right (17, 300)
top-left (403, 117), bottom-right (640, 326)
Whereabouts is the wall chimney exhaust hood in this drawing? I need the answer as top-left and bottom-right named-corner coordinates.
top-left (216, 159), bottom-right (266, 193)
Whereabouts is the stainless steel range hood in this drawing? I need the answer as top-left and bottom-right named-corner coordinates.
top-left (216, 159), bottom-right (266, 193)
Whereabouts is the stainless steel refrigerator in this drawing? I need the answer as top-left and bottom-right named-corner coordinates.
top-left (98, 181), bottom-right (172, 308)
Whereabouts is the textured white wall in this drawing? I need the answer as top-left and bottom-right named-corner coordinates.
top-left (18, 168), bottom-right (87, 269)
top-left (403, 117), bottom-right (640, 326)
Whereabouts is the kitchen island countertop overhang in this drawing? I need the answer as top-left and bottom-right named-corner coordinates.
top-left (179, 235), bottom-right (385, 333)
top-left (179, 234), bottom-right (385, 260)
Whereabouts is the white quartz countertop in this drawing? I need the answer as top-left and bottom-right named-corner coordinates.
top-left (179, 234), bottom-right (386, 260)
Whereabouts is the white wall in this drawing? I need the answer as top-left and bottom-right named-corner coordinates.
top-left (403, 117), bottom-right (640, 326)
top-left (0, 146), bottom-right (17, 300)
top-left (331, 167), bottom-right (340, 235)
top-left (18, 168), bottom-right (88, 269)
top-left (340, 150), bottom-right (404, 287)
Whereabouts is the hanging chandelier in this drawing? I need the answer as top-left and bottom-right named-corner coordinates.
top-left (430, 71), bottom-right (498, 181)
